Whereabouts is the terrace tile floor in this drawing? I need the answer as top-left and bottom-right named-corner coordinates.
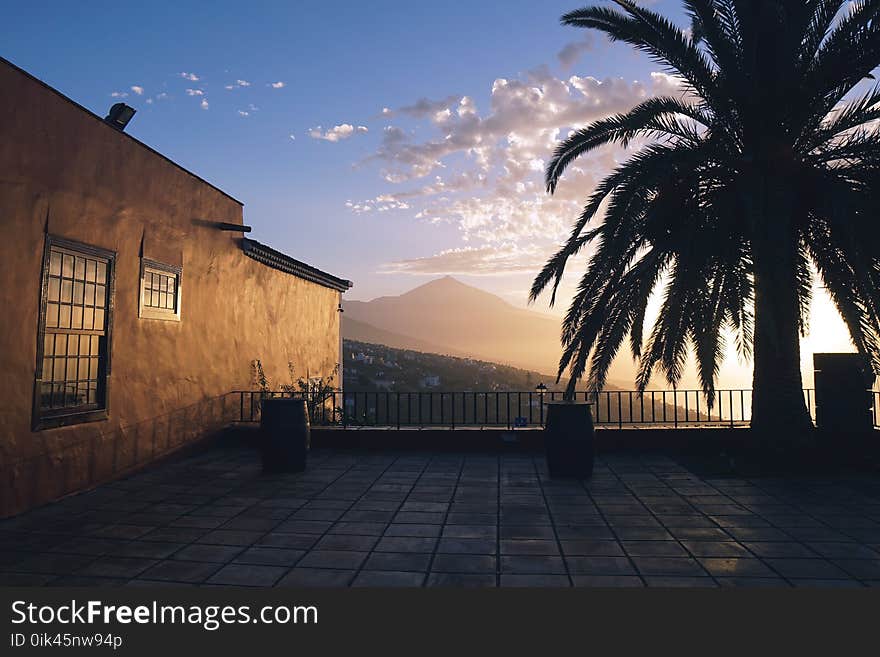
top-left (3, 444), bottom-right (880, 587)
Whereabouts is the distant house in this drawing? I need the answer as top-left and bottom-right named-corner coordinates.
top-left (353, 352), bottom-right (374, 365)
top-left (372, 379), bottom-right (395, 390)
top-left (0, 58), bottom-right (352, 517)
top-left (420, 375), bottom-right (441, 388)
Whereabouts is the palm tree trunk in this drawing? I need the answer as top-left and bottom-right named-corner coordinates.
top-left (749, 183), bottom-right (814, 445)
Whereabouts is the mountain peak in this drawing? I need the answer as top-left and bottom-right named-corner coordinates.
top-left (400, 276), bottom-right (506, 304)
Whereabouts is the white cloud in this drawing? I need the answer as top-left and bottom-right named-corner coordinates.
top-left (557, 35), bottom-right (596, 69)
top-left (308, 124), bottom-right (369, 142)
top-left (110, 91), bottom-right (128, 98)
top-left (398, 95), bottom-right (462, 118)
top-left (269, 81), bottom-right (285, 89)
top-left (238, 110), bottom-right (249, 117)
top-left (185, 88), bottom-right (204, 96)
top-left (381, 244), bottom-right (550, 276)
top-left (289, 134), bottom-right (296, 141)
top-left (226, 79), bottom-right (251, 90)
top-left (200, 98), bottom-right (209, 110)
top-left (180, 72), bottom-right (200, 81)
top-left (145, 98), bottom-right (153, 104)
top-left (130, 85), bottom-right (144, 95)
top-left (351, 67), bottom-right (685, 277)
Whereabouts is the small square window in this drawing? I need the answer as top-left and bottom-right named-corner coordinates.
top-left (139, 259), bottom-right (182, 321)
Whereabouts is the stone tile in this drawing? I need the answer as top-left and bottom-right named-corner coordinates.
top-left (762, 558), bottom-right (850, 580)
top-left (556, 526), bottom-right (616, 540)
top-left (831, 560), bottom-right (880, 579)
top-left (277, 568), bottom-right (355, 587)
top-left (352, 571), bottom-right (425, 587)
top-left (49, 576), bottom-right (128, 587)
top-left (207, 564), bottom-right (287, 586)
top-left (668, 527), bottom-right (731, 541)
top-left (431, 554), bottom-right (496, 574)
top-left (565, 557), bottom-right (636, 576)
top-left (297, 550), bottom-right (368, 570)
top-left (196, 530), bottom-right (263, 547)
top-left (48, 537), bottom-right (124, 556)
top-left (0, 572), bottom-right (57, 586)
top-left (500, 526), bottom-right (555, 540)
top-left (234, 547), bottom-right (305, 567)
top-left (789, 578), bottom-right (864, 588)
top-left (741, 541), bottom-right (816, 558)
top-left (437, 538), bottom-right (497, 554)
top-left (560, 540), bottom-right (624, 557)
top-left (572, 575), bottom-right (644, 587)
top-left (274, 520), bottom-right (333, 535)
top-left (393, 512), bottom-right (446, 524)
top-left (258, 533), bottom-right (319, 550)
top-left (622, 541), bottom-right (689, 557)
top-left (723, 527), bottom-right (792, 542)
top-left (698, 558), bottom-right (776, 578)
top-left (716, 577), bottom-right (790, 588)
top-left (384, 524), bottom-right (442, 538)
top-left (500, 539), bottom-right (560, 556)
top-left (141, 527), bottom-right (208, 543)
top-left (442, 525), bottom-right (497, 539)
top-left (221, 516), bottom-right (284, 531)
top-left (500, 555), bottom-right (566, 574)
top-left (172, 544), bottom-right (244, 563)
top-left (363, 552), bottom-right (431, 572)
top-left (90, 524), bottom-right (155, 539)
top-left (632, 557), bottom-right (706, 577)
top-left (9, 553), bottom-right (96, 575)
top-left (374, 536), bottom-right (438, 553)
top-left (168, 516), bottom-right (226, 530)
top-left (644, 576), bottom-right (718, 587)
top-left (681, 541), bottom-right (750, 558)
top-left (340, 510), bottom-right (395, 523)
top-left (314, 534), bottom-right (379, 551)
top-left (76, 558), bottom-right (156, 579)
top-left (501, 574), bottom-right (570, 587)
top-left (113, 541), bottom-right (185, 559)
top-left (426, 573), bottom-right (497, 587)
top-left (291, 508), bottom-right (346, 522)
top-left (808, 542), bottom-right (879, 559)
top-left (614, 528), bottom-right (676, 541)
top-left (327, 522), bottom-right (387, 536)
top-left (139, 560), bottom-right (222, 583)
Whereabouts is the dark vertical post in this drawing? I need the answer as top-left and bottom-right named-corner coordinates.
top-left (673, 389), bottom-right (678, 428)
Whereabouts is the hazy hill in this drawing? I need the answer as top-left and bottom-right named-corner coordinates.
top-left (343, 276), bottom-right (568, 378)
top-left (342, 317), bottom-right (463, 357)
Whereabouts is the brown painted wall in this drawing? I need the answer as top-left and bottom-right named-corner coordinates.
top-left (0, 61), bottom-right (343, 517)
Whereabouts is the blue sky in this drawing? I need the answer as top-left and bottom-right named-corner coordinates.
top-left (2, 0), bottom-right (689, 305)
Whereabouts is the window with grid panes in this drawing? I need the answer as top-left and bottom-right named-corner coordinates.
top-left (35, 238), bottom-right (114, 427)
top-left (139, 259), bottom-right (181, 321)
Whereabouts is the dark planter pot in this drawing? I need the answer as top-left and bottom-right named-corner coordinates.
top-left (260, 397), bottom-right (310, 473)
top-left (544, 401), bottom-right (595, 478)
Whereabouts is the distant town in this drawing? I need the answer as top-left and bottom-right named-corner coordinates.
top-left (343, 339), bottom-right (564, 393)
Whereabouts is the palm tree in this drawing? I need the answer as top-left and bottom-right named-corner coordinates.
top-left (531, 0), bottom-right (880, 441)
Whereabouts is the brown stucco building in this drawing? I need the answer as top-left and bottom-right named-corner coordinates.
top-left (0, 58), bottom-right (352, 518)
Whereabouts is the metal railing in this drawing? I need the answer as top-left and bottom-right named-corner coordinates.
top-left (234, 388), bottom-right (831, 430)
top-left (874, 390), bottom-right (880, 429)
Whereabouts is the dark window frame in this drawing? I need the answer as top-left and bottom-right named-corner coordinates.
top-left (138, 258), bottom-right (182, 321)
top-left (32, 235), bottom-right (116, 431)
